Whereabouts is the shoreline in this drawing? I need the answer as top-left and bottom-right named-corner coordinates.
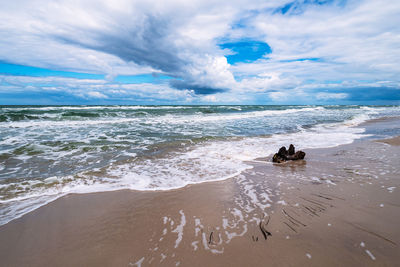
top-left (376, 136), bottom-right (400, 146)
top-left (0, 113), bottom-right (397, 227)
top-left (0, 123), bottom-right (399, 265)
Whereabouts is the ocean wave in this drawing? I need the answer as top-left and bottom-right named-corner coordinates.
top-left (0, 117), bottom-right (141, 128)
top-left (0, 106), bottom-right (324, 128)
top-left (2, 105), bottom-right (400, 226)
top-left (184, 107), bottom-right (326, 122)
top-left (0, 112), bottom-right (371, 226)
top-left (0, 105), bottom-right (193, 112)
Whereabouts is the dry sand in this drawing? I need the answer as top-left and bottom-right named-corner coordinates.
top-left (0, 137), bottom-right (399, 266)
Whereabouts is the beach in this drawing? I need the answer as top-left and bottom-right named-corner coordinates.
top-left (2, 0), bottom-right (400, 264)
top-left (0, 117), bottom-right (399, 266)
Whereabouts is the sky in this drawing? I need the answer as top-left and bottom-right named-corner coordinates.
top-left (0, 0), bottom-right (399, 105)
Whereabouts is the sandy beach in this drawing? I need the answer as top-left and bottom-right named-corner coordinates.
top-left (0, 127), bottom-right (399, 266)
top-left (1, 0), bottom-right (400, 264)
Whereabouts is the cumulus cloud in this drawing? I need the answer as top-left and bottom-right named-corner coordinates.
top-left (316, 92), bottom-right (348, 100)
top-left (0, 74), bottom-right (197, 104)
top-left (0, 0), bottom-right (400, 102)
top-left (0, 0), bottom-right (252, 94)
top-left (86, 91), bottom-right (108, 99)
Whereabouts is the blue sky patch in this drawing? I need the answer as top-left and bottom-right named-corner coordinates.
top-left (0, 61), bottom-right (173, 85)
top-left (0, 62), bottom-right (105, 80)
top-left (219, 41), bottom-right (272, 64)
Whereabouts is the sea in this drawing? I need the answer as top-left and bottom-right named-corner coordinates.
top-left (1, 105), bottom-right (400, 226)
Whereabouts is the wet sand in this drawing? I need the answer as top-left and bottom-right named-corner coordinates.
top-left (377, 136), bottom-right (400, 146)
top-left (0, 137), bottom-right (399, 266)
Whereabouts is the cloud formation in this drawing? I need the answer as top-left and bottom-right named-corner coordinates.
top-left (0, 0), bottom-right (399, 104)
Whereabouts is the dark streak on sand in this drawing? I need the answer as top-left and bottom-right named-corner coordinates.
top-left (282, 209), bottom-right (307, 227)
top-left (318, 192), bottom-right (346, 201)
top-left (209, 231), bottom-right (214, 245)
top-left (283, 222), bottom-right (298, 233)
top-left (311, 193), bottom-right (333, 200)
top-left (346, 222), bottom-right (397, 246)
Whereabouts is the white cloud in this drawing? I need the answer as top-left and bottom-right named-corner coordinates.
top-left (202, 95), bottom-right (217, 102)
top-left (0, 74), bottom-right (196, 103)
top-left (268, 91), bottom-right (289, 101)
top-left (1, 0), bottom-right (400, 102)
top-left (316, 92), bottom-right (348, 100)
top-left (87, 91), bottom-right (108, 99)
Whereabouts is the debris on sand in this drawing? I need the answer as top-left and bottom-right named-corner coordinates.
top-left (272, 144), bottom-right (306, 163)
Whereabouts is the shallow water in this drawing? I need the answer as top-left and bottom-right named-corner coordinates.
top-left (0, 105), bottom-right (400, 225)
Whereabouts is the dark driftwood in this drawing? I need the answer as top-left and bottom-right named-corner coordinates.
top-left (259, 217), bottom-right (272, 240)
top-left (272, 144), bottom-right (305, 163)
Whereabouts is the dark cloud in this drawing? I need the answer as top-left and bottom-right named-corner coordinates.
top-left (52, 14), bottom-right (235, 95)
top-left (169, 79), bottom-right (227, 95)
top-left (54, 15), bottom-right (185, 76)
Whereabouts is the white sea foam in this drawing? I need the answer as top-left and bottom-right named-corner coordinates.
top-left (365, 250), bottom-right (376, 260)
top-left (387, 186), bottom-right (396, 193)
top-left (0, 113), bottom-right (372, 225)
top-left (133, 257), bottom-right (145, 267)
top-left (172, 210), bottom-right (186, 248)
top-left (154, 107), bottom-right (327, 124)
top-left (0, 106), bottom-right (324, 129)
top-left (191, 241), bottom-right (199, 251)
top-left (1, 106), bottom-right (394, 226)
top-left (0, 117), bottom-right (141, 128)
